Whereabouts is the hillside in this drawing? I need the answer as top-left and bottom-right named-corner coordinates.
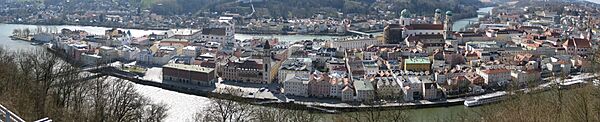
top-left (149, 0), bottom-right (488, 19)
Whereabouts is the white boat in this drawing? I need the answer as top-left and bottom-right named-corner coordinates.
top-left (464, 91), bottom-right (507, 107)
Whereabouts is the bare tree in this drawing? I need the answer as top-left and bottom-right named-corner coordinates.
top-left (12, 29), bottom-right (21, 36)
top-left (0, 48), bottom-right (169, 122)
top-left (567, 87), bottom-right (592, 122)
top-left (195, 88), bottom-right (255, 122)
top-left (23, 28), bottom-right (31, 36)
top-left (195, 98), bottom-right (255, 122)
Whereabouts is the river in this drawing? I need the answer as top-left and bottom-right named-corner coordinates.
top-left (453, 7), bottom-right (495, 31)
top-left (0, 9), bottom-right (495, 121)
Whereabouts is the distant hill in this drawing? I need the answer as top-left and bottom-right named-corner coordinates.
top-left (149, 0), bottom-right (488, 19)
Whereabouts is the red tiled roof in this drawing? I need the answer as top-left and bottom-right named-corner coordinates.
top-left (563, 38), bottom-right (591, 48)
top-left (482, 68), bottom-right (510, 74)
top-left (406, 34), bottom-right (444, 42)
top-left (405, 24), bottom-right (444, 30)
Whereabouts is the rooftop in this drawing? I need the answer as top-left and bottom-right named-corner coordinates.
top-left (201, 28), bottom-right (226, 36)
top-left (163, 63), bottom-right (214, 73)
top-left (161, 38), bottom-right (189, 42)
top-left (405, 57), bottom-right (431, 64)
top-left (405, 24), bottom-right (444, 30)
top-left (482, 68), bottom-right (510, 74)
top-left (168, 29), bottom-right (199, 36)
top-left (354, 80), bottom-right (374, 91)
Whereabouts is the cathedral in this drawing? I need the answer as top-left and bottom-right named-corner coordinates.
top-left (384, 9), bottom-right (456, 47)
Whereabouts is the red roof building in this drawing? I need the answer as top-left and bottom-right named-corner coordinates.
top-left (562, 38), bottom-right (592, 55)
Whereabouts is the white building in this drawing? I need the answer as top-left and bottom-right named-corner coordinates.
top-left (354, 80), bottom-right (375, 102)
top-left (326, 36), bottom-right (380, 50)
top-left (182, 46), bottom-right (199, 57)
top-left (117, 45), bottom-right (140, 62)
top-left (283, 74), bottom-right (310, 97)
top-left (341, 86), bottom-right (355, 102)
top-left (373, 76), bottom-right (402, 100)
top-left (477, 68), bottom-right (511, 86)
top-left (511, 70), bottom-right (541, 84)
top-left (196, 28), bottom-right (228, 43)
top-left (363, 60), bottom-right (379, 75)
top-left (99, 46), bottom-right (118, 62)
top-left (422, 79), bottom-right (439, 100)
top-left (329, 77), bottom-right (349, 98)
top-left (401, 76), bottom-right (424, 101)
top-left (278, 58), bottom-right (313, 83)
top-left (194, 18), bottom-right (235, 45)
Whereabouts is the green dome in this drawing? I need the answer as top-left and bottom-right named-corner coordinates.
top-left (445, 11), bottom-right (453, 16)
top-left (400, 9), bottom-right (411, 18)
top-left (435, 9), bottom-right (442, 14)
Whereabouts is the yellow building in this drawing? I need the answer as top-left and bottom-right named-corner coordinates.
top-left (404, 57), bottom-right (431, 72)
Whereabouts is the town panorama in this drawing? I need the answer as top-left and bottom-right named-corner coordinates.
top-left (1, 0), bottom-right (600, 121)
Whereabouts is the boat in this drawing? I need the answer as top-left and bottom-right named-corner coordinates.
top-left (464, 91), bottom-right (507, 107)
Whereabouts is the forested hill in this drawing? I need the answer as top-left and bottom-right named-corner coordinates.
top-left (149, 0), bottom-right (489, 19)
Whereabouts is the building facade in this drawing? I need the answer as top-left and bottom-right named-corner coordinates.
top-left (163, 63), bottom-right (215, 86)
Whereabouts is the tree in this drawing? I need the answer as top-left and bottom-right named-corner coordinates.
top-left (23, 28), bottom-right (31, 36)
top-left (0, 48), bottom-right (169, 121)
top-left (195, 88), bottom-right (255, 122)
top-left (13, 29), bottom-right (21, 36)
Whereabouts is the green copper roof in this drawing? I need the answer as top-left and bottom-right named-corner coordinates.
top-left (446, 11), bottom-right (453, 16)
top-left (401, 9), bottom-right (411, 18)
top-left (405, 57), bottom-right (431, 64)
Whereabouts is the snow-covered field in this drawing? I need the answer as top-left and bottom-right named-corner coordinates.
top-left (143, 67), bottom-right (163, 82)
top-left (105, 76), bottom-right (211, 121)
top-left (106, 76), bottom-right (211, 122)
top-left (133, 82), bottom-right (211, 122)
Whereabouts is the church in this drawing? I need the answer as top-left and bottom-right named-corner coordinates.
top-left (384, 9), bottom-right (455, 44)
top-left (394, 9), bottom-right (455, 54)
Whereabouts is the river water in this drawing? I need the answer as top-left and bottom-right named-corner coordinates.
top-left (0, 8), bottom-right (494, 121)
top-left (453, 7), bottom-right (495, 31)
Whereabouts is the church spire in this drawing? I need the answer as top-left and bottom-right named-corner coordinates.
top-left (434, 9), bottom-right (442, 24)
top-left (263, 40), bottom-right (271, 49)
top-left (444, 11), bottom-right (454, 40)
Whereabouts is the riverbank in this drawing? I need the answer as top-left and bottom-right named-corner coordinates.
top-left (4, 22), bottom-right (171, 31)
top-left (8, 35), bottom-right (32, 42)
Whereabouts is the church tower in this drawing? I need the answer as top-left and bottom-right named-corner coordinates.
top-left (434, 9), bottom-right (442, 24)
top-left (400, 9), bottom-right (412, 26)
top-left (262, 40), bottom-right (272, 83)
top-left (587, 17), bottom-right (594, 41)
top-left (444, 11), bottom-right (454, 40)
top-left (587, 28), bottom-right (593, 41)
